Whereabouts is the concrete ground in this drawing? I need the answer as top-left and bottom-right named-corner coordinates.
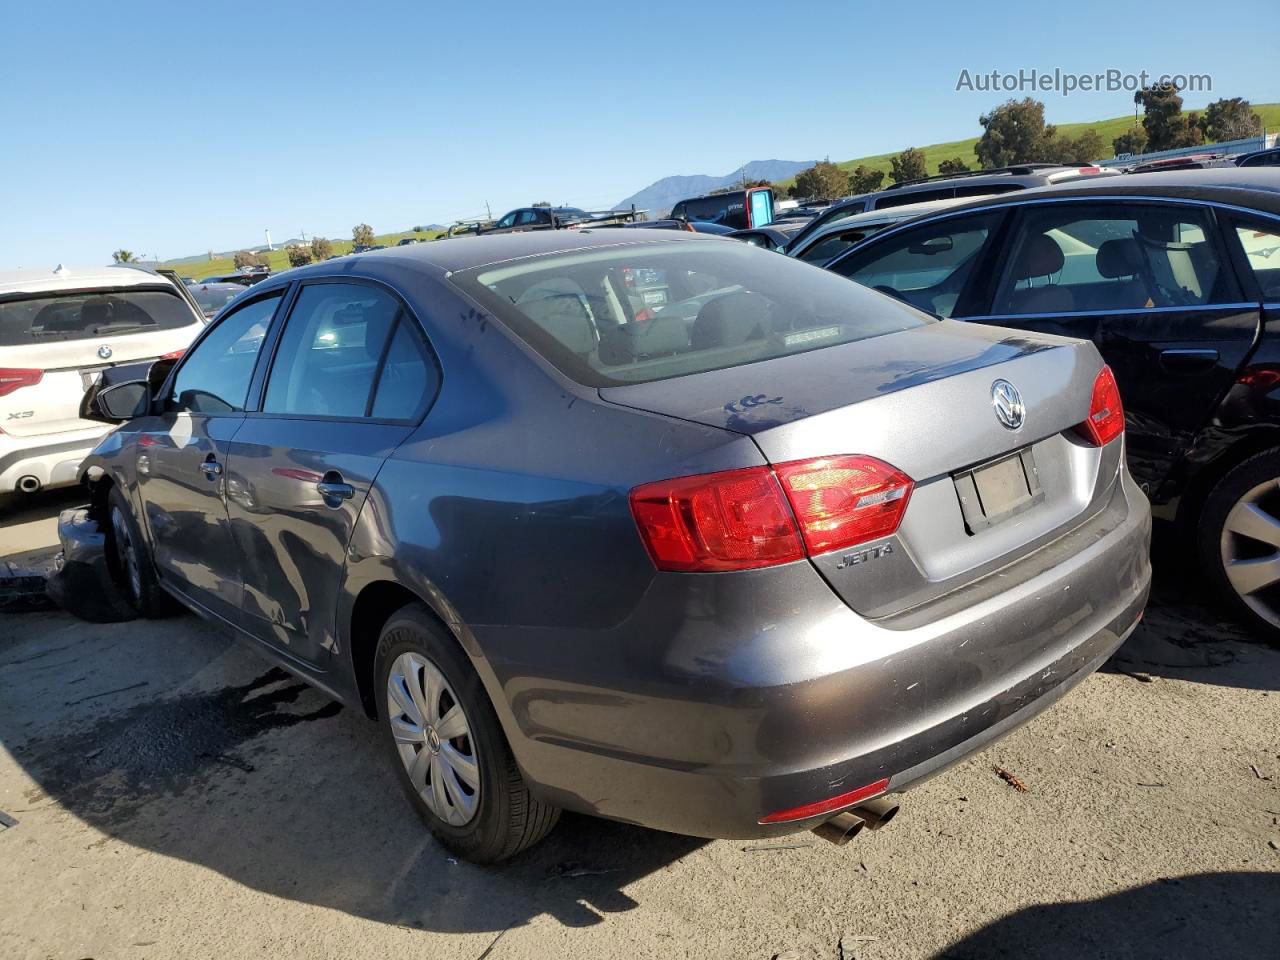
top-left (0, 491), bottom-right (1277, 960)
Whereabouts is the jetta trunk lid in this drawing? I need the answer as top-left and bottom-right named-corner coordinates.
top-left (602, 321), bottom-right (1120, 619)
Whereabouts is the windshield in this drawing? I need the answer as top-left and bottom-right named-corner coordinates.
top-left (450, 240), bottom-right (931, 387)
top-left (0, 287), bottom-right (197, 345)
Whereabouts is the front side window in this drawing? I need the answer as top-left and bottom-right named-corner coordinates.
top-left (450, 240), bottom-right (931, 387)
top-left (263, 283), bottom-right (405, 418)
top-left (516, 209), bottom-right (541, 226)
top-left (1235, 223), bottom-right (1280, 299)
top-left (991, 203), bottom-right (1234, 315)
top-left (830, 212), bottom-right (1001, 317)
top-left (166, 293), bottom-right (281, 414)
top-left (496, 212), bottom-right (518, 229)
top-left (0, 287), bottom-right (197, 346)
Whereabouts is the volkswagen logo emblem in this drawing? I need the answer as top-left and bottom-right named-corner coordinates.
top-left (991, 379), bottom-right (1025, 430)
top-left (97, 344), bottom-right (113, 360)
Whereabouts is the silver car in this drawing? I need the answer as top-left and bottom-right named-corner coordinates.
top-left (62, 230), bottom-right (1151, 862)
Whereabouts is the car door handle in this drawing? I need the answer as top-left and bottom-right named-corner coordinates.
top-left (316, 476), bottom-right (354, 501)
top-left (199, 457), bottom-right (223, 479)
top-left (1160, 348), bottom-right (1219, 371)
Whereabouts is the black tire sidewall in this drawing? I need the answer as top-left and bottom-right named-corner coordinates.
top-left (1197, 450), bottom-right (1280, 644)
top-left (373, 605), bottom-right (521, 862)
top-left (105, 486), bottom-right (151, 615)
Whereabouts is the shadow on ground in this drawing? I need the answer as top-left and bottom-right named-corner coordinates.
top-left (936, 871), bottom-right (1280, 959)
top-left (0, 610), bottom-right (705, 934)
top-left (1104, 520), bottom-right (1280, 691)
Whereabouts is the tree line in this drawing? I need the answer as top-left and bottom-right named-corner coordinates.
top-left (776, 93), bottom-right (1265, 202)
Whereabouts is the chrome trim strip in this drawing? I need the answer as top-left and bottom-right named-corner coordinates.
top-left (828, 192), bottom-right (1280, 270)
top-left (964, 302), bottom-right (1258, 322)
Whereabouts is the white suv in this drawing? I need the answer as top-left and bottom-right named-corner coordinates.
top-left (0, 264), bottom-right (205, 494)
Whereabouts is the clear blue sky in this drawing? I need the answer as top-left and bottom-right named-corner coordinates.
top-left (1, 0), bottom-right (1273, 266)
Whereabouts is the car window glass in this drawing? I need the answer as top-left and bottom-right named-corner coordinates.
top-left (798, 228), bottom-right (875, 264)
top-left (263, 283), bottom-right (401, 418)
top-left (451, 239), bottom-right (932, 387)
top-left (166, 293), bottom-right (280, 414)
top-left (371, 320), bottom-right (436, 420)
top-left (497, 212), bottom-right (517, 228)
top-left (515, 210), bottom-right (538, 226)
top-left (0, 288), bottom-right (197, 347)
top-left (830, 212), bottom-right (1000, 317)
top-left (992, 204), bottom-right (1233, 315)
top-left (1235, 224), bottom-right (1280, 299)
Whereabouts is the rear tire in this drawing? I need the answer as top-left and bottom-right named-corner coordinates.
top-left (374, 604), bottom-right (560, 862)
top-left (104, 486), bottom-right (177, 618)
top-left (1196, 449), bottom-right (1280, 645)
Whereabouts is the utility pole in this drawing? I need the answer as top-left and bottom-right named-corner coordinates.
top-left (265, 229), bottom-right (273, 251)
top-left (485, 201), bottom-right (492, 220)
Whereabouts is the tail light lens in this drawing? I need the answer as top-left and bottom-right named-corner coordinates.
top-left (775, 456), bottom-right (913, 554)
top-left (0, 368), bottom-right (43, 398)
top-left (630, 455), bottom-right (914, 573)
top-left (1079, 364), bottom-right (1124, 446)
top-left (630, 466), bottom-right (804, 572)
top-left (160, 349), bottom-right (185, 360)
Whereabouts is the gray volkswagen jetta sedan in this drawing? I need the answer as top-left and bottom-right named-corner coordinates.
top-left (63, 229), bottom-right (1150, 861)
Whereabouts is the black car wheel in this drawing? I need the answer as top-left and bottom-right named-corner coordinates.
top-left (104, 486), bottom-right (177, 618)
top-left (374, 603), bottom-right (559, 862)
top-left (1198, 449), bottom-right (1280, 644)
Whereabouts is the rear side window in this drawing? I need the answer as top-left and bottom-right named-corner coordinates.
top-left (167, 293), bottom-right (281, 414)
top-left (991, 203), bottom-right (1236, 315)
top-left (263, 282), bottom-right (429, 420)
top-left (0, 288), bottom-right (197, 346)
top-left (1235, 223), bottom-right (1280, 299)
top-left (450, 240), bottom-right (931, 387)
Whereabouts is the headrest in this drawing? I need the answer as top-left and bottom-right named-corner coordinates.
top-left (1096, 237), bottom-right (1143, 279)
top-left (1012, 234), bottom-right (1065, 281)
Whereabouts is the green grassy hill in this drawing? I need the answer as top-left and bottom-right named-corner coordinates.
top-left (779, 103), bottom-right (1280, 188)
top-left (170, 229), bottom-right (444, 281)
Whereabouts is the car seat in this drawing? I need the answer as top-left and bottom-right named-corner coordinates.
top-left (1005, 235), bottom-right (1075, 314)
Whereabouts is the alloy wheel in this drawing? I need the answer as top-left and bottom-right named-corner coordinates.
top-left (1219, 477), bottom-right (1280, 629)
top-left (386, 652), bottom-right (480, 826)
top-left (110, 507), bottom-right (142, 603)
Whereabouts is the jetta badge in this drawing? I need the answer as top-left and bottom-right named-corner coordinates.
top-left (97, 344), bottom-right (113, 360)
top-left (991, 379), bottom-right (1024, 430)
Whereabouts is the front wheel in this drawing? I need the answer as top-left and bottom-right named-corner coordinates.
top-left (104, 486), bottom-right (177, 618)
top-left (374, 604), bottom-right (560, 862)
top-left (1197, 450), bottom-right (1280, 645)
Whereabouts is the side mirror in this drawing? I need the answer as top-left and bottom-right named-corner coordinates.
top-left (83, 379), bottom-right (150, 424)
top-left (908, 236), bottom-right (954, 256)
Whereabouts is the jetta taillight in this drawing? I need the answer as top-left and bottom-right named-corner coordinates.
top-left (775, 456), bottom-right (914, 555)
top-left (629, 455), bottom-right (913, 573)
top-left (0, 368), bottom-right (43, 398)
top-left (1079, 364), bottom-right (1124, 446)
top-left (160, 349), bottom-right (185, 360)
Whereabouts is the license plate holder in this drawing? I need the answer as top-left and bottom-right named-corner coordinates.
top-left (954, 448), bottom-right (1043, 534)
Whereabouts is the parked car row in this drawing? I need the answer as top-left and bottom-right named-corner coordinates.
top-left (13, 158), bottom-right (1280, 870)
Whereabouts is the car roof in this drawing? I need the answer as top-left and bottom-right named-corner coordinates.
top-left (261, 227), bottom-right (712, 284)
top-left (0, 264), bottom-right (175, 296)
top-left (929, 166), bottom-right (1280, 217)
top-left (818, 195), bottom-right (975, 230)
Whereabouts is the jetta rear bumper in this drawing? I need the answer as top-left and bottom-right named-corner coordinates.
top-left (474, 469), bottom-right (1151, 839)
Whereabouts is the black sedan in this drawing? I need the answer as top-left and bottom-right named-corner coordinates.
top-left (825, 167), bottom-right (1280, 639)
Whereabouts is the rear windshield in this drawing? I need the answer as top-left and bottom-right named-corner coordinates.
top-left (450, 240), bottom-right (932, 386)
top-left (0, 287), bottom-right (197, 346)
top-left (191, 284), bottom-right (242, 314)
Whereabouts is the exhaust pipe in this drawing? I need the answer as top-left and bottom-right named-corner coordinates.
top-left (16, 476), bottom-right (41, 494)
top-left (851, 796), bottom-right (900, 831)
top-left (811, 811), bottom-right (866, 846)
